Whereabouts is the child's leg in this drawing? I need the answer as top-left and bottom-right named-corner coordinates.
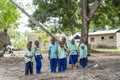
top-left (65, 58), bottom-right (67, 70)
top-left (35, 55), bottom-right (42, 73)
top-left (58, 58), bottom-right (62, 72)
top-left (63, 58), bottom-right (67, 71)
top-left (53, 59), bottom-right (57, 72)
top-left (69, 55), bottom-right (74, 69)
top-left (25, 62), bottom-right (29, 75)
top-left (29, 62), bottom-right (33, 74)
top-left (82, 57), bottom-right (88, 68)
top-left (50, 59), bottom-right (54, 72)
top-left (73, 54), bottom-right (78, 67)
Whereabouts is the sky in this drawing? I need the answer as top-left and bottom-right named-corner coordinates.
top-left (16, 0), bottom-right (34, 33)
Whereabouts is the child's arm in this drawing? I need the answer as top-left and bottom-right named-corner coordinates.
top-left (48, 51), bottom-right (50, 59)
top-left (25, 55), bottom-right (33, 58)
top-left (41, 54), bottom-right (43, 59)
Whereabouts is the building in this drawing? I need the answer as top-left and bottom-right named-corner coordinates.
top-left (73, 29), bottom-right (120, 49)
top-left (89, 29), bottom-right (120, 48)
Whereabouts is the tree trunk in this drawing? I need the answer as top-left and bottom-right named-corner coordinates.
top-left (80, 0), bottom-right (101, 47)
top-left (81, 0), bottom-right (89, 46)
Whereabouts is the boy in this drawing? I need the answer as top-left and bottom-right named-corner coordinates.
top-left (68, 39), bottom-right (78, 69)
top-left (62, 37), bottom-right (68, 69)
top-left (24, 43), bottom-right (34, 75)
top-left (48, 37), bottom-right (58, 73)
top-left (33, 40), bottom-right (43, 74)
top-left (58, 41), bottom-right (67, 72)
top-left (79, 43), bottom-right (88, 68)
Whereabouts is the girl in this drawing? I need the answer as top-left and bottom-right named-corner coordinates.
top-left (68, 39), bottom-right (78, 69)
top-left (79, 43), bottom-right (88, 68)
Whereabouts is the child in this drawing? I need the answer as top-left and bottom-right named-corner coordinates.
top-left (68, 39), bottom-right (78, 69)
top-left (48, 37), bottom-right (58, 73)
top-left (62, 37), bottom-right (68, 69)
top-left (79, 43), bottom-right (88, 68)
top-left (58, 41), bottom-right (67, 72)
top-left (33, 40), bottom-right (43, 74)
top-left (24, 43), bottom-right (34, 75)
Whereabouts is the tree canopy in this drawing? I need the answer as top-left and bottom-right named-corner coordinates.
top-left (29, 0), bottom-right (120, 34)
top-left (0, 0), bottom-right (20, 29)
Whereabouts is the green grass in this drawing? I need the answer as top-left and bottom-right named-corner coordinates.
top-left (94, 48), bottom-right (120, 52)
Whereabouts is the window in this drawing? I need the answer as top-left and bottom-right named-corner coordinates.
top-left (90, 37), bottom-right (95, 42)
top-left (101, 37), bottom-right (104, 41)
top-left (109, 36), bottom-right (114, 39)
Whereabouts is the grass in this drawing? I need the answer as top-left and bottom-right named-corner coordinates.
top-left (94, 48), bottom-right (120, 52)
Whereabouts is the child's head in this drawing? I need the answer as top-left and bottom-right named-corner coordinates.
top-left (62, 37), bottom-right (66, 44)
top-left (51, 37), bottom-right (56, 44)
top-left (81, 45), bottom-right (85, 49)
top-left (27, 43), bottom-right (32, 50)
top-left (29, 41), bottom-right (32, 46)
top-left (59, 41), bottom-right (64, 47)
top-left (34, 40), bottom-right (39, 47)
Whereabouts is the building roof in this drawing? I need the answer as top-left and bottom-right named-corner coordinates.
top-left (89, 29), bottom-right (120, 35)
top-left (72, 29), bottom-right (120, 39)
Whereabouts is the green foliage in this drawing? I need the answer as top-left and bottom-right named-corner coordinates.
top-left (8, 27), bottom-right (27, 50)
top-left (36, 29), bottom-right (50, 47)
top-left (0, 0), bottom-right (20, 29)
top-left (90, 0), bottom-right (120, 31)
top-left (29, 0), bottom-right (81, 34)
top-left (30, 0), bottom-right (120, 34)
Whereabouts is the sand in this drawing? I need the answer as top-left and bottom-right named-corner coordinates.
top-left (0, 51), bottom-right (120, 80)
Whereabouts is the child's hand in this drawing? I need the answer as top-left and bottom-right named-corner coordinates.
top-left (41, 56), bottom-right (43, 60)
top-left (29, 55), bottom-right (33, 58)
top-left (48, 56), bottom-right (50, 60)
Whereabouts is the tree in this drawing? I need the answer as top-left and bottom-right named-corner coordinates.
top-left (10, 0), bottom-right (120, 47)
top-left (0, 0), bottom-right (19, 29)
top-left (81, 0), bottom-right (101, 45)
top-left (29, 0), bottom-right (81, 34)
top-left (30, 0), bottom-right (120, 45)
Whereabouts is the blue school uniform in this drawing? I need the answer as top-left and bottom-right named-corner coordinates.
top-left (33, 47), bottom-right (42, 73)
top-left (24, 50), bottom-right (34, 75)
top-left (79, 43), bottom-right (88, 68)
top-left (68, 43), bottom-right (78, 64)
top-left (48, 43), bottom-right (58, 72)
top-left (58, 46), bottom-right (67, 72)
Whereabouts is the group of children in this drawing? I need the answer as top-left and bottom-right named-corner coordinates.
top-left (24, 41), bottom-right (43, 75)
top-left (24, 37), bottom-right (88, 75)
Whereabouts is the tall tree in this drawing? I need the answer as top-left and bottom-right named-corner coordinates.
top-left (81, 0), bottom-right (101, 44)
top-left (10, 0), bottom-right (120, 46)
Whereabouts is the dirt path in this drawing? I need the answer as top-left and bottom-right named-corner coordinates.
top-left (0, 52), bottom-right (120, 80)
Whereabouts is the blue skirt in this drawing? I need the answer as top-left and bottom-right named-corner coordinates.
top-left (69, 54), bottom-right (78, 64)
top-left (80, 57), bottom-right (88, 68)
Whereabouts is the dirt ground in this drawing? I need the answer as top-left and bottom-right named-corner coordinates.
top-left (0, 51), bottom-right (120, 80)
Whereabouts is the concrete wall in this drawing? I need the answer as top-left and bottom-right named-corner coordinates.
top-left (27, 34), bottom-right (40, 48)
top-left (88, 33), bottom-right (116, 48)
top-left (116, 33), bottom-right (120, 48)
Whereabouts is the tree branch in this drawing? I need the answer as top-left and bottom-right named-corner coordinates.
top-left (88, 0), bottom-right (101, 21)
top-left (9, 0), bottom-right (59, 42)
